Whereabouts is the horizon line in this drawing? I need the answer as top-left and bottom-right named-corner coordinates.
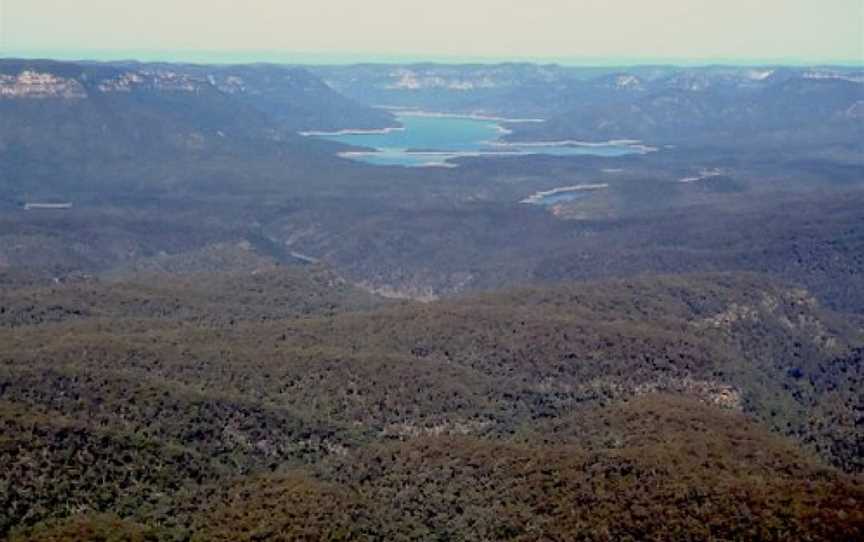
top-left (2, 48), bottom-right (863, 67)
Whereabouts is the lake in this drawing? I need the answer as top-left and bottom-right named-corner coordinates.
top-left (305, 113), bottom-right (655, 167)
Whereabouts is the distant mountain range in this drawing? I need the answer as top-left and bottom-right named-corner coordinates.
top-left (1, 58), bottom-right (862, 301)
top-left (0, 59), bottom-right (392, 200)
top-left (0, 59), bottom-right (393, 132)
top-left (1, 56), bottom-right (864, 540)
top-left (2, 59), bottom-right (860, 163)
top-left (313, 63), bottom-right (864, 147)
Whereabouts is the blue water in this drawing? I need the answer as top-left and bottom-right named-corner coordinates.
top-left (310, 114), bottom-right (651, 167)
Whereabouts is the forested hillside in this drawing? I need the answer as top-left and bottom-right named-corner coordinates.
top-left (1, 269), bottom-right (862, 539)
top-left (1, 56), bottom-right (863, 540)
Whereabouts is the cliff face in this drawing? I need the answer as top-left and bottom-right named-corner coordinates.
top-left (0, 71), bottom-right (87, 99)
top-left (0, 66), bottom-right (214, 99)
top-left (0, 60), bottom-right (395, 133)
top-left (96, 70), bottom-right (207, 93)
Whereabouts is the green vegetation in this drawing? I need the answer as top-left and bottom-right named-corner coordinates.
top-left (1, 270), bottom-right (862, 539)
top-left (1, 59), bottom-right (863, 540)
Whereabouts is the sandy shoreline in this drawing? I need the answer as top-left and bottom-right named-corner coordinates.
top-left (494, 139), bottom-right (657, 153)
top-left (379, 106), bottom-right (546, 124)
top-left (678, 168), bottom-right (724, 183)
top-left (299, 125), bottom-right (406, 136)
top-left (520, 183), bottom-right (610, 204)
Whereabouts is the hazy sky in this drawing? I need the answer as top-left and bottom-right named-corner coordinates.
top-left (1, 0), bottom-right (862, 63)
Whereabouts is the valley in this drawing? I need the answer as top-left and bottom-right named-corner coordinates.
top-left (0, 55), bottom-right (862, 540)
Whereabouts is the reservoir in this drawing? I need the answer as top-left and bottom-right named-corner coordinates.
top-left (306, 113), bottom-right (654, 167)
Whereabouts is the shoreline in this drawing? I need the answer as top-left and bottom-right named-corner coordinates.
top-left (678, 168), bottom-right (725, 183)
top-left (299, 125), bottom-right (406, 136)
top-left (520, 183), bottom-right (610, 204)
top-left (379, 106), bottom-right (547, 124)
top-left (494, 139), bottom-right (657, 153)
top-left (307, 110), bottom-right (657, 167)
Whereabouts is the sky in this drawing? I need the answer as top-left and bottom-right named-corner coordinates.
top-left (0, 0), bottom-right (862, 64)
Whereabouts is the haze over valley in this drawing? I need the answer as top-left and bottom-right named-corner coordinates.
top-left (1, 1), bottom-right (863, 539)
